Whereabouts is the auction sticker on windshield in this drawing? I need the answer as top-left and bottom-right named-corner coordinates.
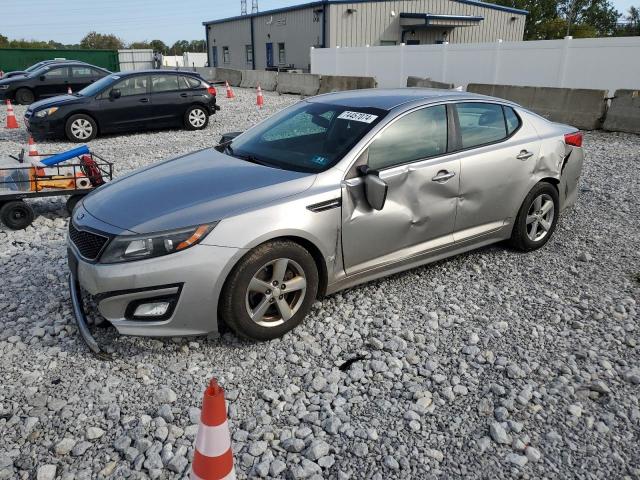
top-left (337, 111), bottom-right (379, 123)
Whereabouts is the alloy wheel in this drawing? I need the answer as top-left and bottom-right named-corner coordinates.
top-left (71, 119), bottom-right (93, 140)
top-left (189, 109), bottom-right (206, 128)
top-left (526, 193), bottom-right (555, 242)
top-left (245, 258), bottom-right (307, 327)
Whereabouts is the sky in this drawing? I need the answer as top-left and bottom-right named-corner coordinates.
top-left (2, 0), bottom-right (637, 45)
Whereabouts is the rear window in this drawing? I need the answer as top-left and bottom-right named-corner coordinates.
top-left (456, 103), bottom-right (507, 149)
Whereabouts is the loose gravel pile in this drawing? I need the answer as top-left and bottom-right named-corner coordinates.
top-left (0, 90), bottom-right (639, 480)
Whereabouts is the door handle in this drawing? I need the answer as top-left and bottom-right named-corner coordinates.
top-left (139, 98), bottom-right (149, 103)
top-left (180, 93), bottom-right (188, 98)
top-left (516, 150), bottom-right (534, 160)
top-left (432, 170), bottom-right (456, 183)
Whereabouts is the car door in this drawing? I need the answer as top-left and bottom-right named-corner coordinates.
top-left (341, 104), bottom-right (460, 275)
top-left (149, 74), bottom-right (192, 125)
top-left (452, 102), bottom-right (541, 242)
top-left (94, 75), bottom-right (153, 132)
top-left (35, 66), bottom-right (70, 97)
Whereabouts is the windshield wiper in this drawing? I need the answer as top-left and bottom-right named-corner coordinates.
top-left (224, 145), bottom-right (274, 168)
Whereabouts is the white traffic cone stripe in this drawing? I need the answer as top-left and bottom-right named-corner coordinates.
top-left (190, 468), bottom-right (236, 480)
top-left (195, 420), bottom-right (232, 458)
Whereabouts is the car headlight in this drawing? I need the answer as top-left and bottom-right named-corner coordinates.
top-left (0, 85), bottom-right (9, 90)
top-left (35, 107), bottom-right (59, 118)
top-left (100, 223), bottom-right (216, 264)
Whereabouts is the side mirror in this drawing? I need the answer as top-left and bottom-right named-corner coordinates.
top-left (219, 131), bottom-right (243, 144)
top-left (109, 89), bottom-right (121, 100)
top-left (359, 165), bottom-right (388, 211)
top-left (39, 75), bottom-right (46, 81)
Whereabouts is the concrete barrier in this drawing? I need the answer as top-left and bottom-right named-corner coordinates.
top-left (276, 72), bottom-right (321, 96)
top-left (215, 68), bottom-right (243, 87)
top-left (240, 70), bottom-right (278, 91)
top-left (318, 75), bottom-right (377, 94)
top-left (407, 76), bottom-right (455, 89)
top-left (467, 84), bottom-right (608, 130)
top-left (603, 89), bottom-right (640, 134)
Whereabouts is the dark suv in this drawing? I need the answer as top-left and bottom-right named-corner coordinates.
top-left (0, 62), bottom-right (110, 104)
top-left (25, 70), bottom-right (219, 142)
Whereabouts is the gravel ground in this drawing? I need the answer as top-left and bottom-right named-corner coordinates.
top-left (0, 90), bottom-right (639, 480)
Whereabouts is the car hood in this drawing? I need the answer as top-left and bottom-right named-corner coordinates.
top-left (83, 148), bottom-right (316, 234)
top-left (29, 94), bottom-right (86, 111)
top-left (0, 76), bottom-right (22, 87)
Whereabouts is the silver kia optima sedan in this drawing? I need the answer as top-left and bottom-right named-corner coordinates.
top-left (68, 89), bottom-right (584, 346)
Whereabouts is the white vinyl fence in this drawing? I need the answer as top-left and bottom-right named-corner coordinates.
top-left (310, 36), bottom-right (640, 94)
top-left (118, 49), bottom-right (154, 71)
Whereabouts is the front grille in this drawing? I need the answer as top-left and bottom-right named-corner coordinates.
top-left (69, 222), bottom-right (109, 260)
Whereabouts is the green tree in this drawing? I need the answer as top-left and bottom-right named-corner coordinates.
top-left (171, 40), bottom-right (189, 55)
top-left (80, 32), bottom-right (124, 50)
top-left (559, 0), bottom-right (620, 36)
top-left (0, 34), bottom-right (8, 48)
top-left (149, 39), bottom-right (168, 53)
top-left (188, 40), bottom-right (206, 52)
top-left (128, 41), bottom-right (150, 49)
top-left (628, 5), bottom-right (640, 24)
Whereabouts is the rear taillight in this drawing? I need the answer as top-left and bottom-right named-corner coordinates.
top-left (564, 131), bottom-right (583, 147)
top-left (207, 86), bottom-right (217, 96)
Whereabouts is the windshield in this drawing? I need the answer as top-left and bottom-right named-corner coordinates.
top-left (25, 63), bottom-right (44, 72)
top-left (78, 74), bottom-right (119, 97)
top-left (228, 101), bottom-right (386, 173)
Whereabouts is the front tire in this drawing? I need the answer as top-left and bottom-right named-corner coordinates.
top-left (0, 200), bottom-right (35, 230)
top-left (65, 114), bottom-right (97, 142)
top-left (220, 241), bottom-right (319, 341)
top-left (15, 88), bottom-right (35, 105)
top-left (184, 105), bottom-right (209, 130)
top-left (509, 182), bottom-right (559, 252)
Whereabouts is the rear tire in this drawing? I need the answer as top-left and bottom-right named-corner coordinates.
top-left (184, 105), bottom-right (209, 130)
top-left (220, 241), bottom-right (319, 341)
top-left (509, 182), bottom-right (559, 252)
top-left (65, 114), bottom-right (97, 142)
top-left (15, 88), bottom-right (35, 105)
top-left (0, 200), bottom-right (35, 230)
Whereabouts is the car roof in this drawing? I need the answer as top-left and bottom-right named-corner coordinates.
top-left (308, 88), bottom-right (516, 111)
top-left (114, 69), bottom-right (202, 76)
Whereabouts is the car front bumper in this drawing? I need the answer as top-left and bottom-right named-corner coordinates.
top-left (68, 240), bottom-right (242, 338)
top-left (25, 113), bottom-right (66, 139)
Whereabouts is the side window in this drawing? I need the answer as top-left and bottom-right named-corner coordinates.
top-left (91, 68), bottom-right (106, 77)
top-left (179, 76), bottom-right (201, 89)
top-left (368, 105), bottom-right (448, 170)
top-left (71, 66), bottom-right (93, 77)
top-left (456, 103), bottom-right (507, 149)
top-left (151, 75), bottom-right (180, 93)
top-left (43, 67), bottom-right (67, 79)
top-left (504, 106), bottom-right (521, 135)
top-left (112, 76), bottom-right (148, 97)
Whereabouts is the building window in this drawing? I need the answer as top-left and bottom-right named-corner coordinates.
top-left (278, 42), bottom-right (286, 65)
top-left (245, 45), bottom-right (253, 64)
top-left (223, 46), bottom-right (230, 64)
top-left (380, 40), bottom-right (397, 46)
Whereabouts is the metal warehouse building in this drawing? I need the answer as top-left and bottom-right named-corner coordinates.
top-left (203, 0), bottom-right (527, 72)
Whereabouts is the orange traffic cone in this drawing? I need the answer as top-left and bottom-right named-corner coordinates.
top-left (28, 136), bottom-right (39, 157)
top-left (67, 86), bottom-right (72, 94)
top-left (5, 100), bottom-right (19, 129)
top-left (256, 84), bottom-right (264, 109)
top-left (225, 81), bottom-right (235, 99)
top-left (191, 378), bottom-right (236, 480)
